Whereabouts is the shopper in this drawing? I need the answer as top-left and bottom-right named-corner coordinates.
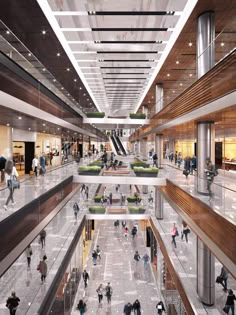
top-left (81, 184), bottom-right (86, 194)
top-left (205, 158), bottom-right (217, 196)
top-left (181, 221), bottom-right (190, 243)
top-left (134, 251), bottom-right (141, 267)
top-left (133, 299), bottom-right (141, 315)
top-left (122, 220), bottom-right (126, 229)
top-left (153, 153), bottom-right (158, 167)
top-left (96, 284), bottom-right (103, 303)
top-left (32, 155), bottom-right (39, 177)
top-left (6, 291), bottom-right (20, 315)
top-left (77, 299), bottom-right (86, 314)
top-left (85, 186), bottom-right (89, 201)
top-left (92, 250), bottom-right (98, 265)
top-left (124, 302), bottom-right (133, 315)
top-left (183, 156), bottom-right (191, 178)
top-left (96, 245), bottom-right (101, 261)
top-left (0, 154), bottom-right (6, 183)
top-left (131, 226), bottom-right (137, 239)
top-left (224, 289), bottom-right (236, 315)
top-left (39, 229), bottom-right (46, 248)
top-left (38, 255), bottom-right (47, 284)
top-left (73, 202), bottom-right (80, 220)
top-left (109, 192), bottom-right (113, 205)
top-left (82, 269), bottom-right (89, 288)
top-left (218, 266), bottom-right (229, 291)
top-left (170, 223), bottom-right (178, 248)
top-left (4, 160), bottom-right (19, 211)
top-left (25, 245), bottom-right (33, 268)
top-left (142, 253), bottom-right (150, 270)
top-left (39, 153), bottom-right (46, 175)
top-left (105, 282), bottom-right (113, 303)
top-left (156, 301), bottom-right (166, 314)
top-left (124, 226), bottom-right (129, 239)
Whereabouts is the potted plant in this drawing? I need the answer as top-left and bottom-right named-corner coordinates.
top-left (89, 160), bottom-right (103, 167)
top-left (89, 206), bottom-right (106, 214)
top-left (78, 165), bottom-right (101, 175)
top-left (94, 195), bottom-right (102, 203)
top-left (133, 166), bottom-right (159, 177)
top-left (128, 206), bottom-right (145, 214)
top-left (129, 113), bottom-right (146, 119)
top-left (127, 196), bottom-right (142, 203)
top-left (86, 112), bottom-right (105, 118)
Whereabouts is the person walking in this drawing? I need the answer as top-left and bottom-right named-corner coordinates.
top-left (4, 160), bottom-right (19, 211)
top-left (92, 250), bottom-right (98, 265)
top-left (205, 158), bottom-right (217, 197)
top-left (133, 299), bottom-right (141, 315)
top-left (122, 220), bottom-right (126, 229)
top-left (32, 155), bottom-right (39, 177)
top-left (81, 184), bottom-right (86, 195)
top-left (73, 202), bottom-right (80, 220)
top-left (124, 226), bottom-right (129, 239)
top-left (153, 153), bottom-right (158, 167)
top-left (6, 291), bottom-right (20, 315)
top-left (183, 156), bottom-right (191, 178)
top-left (219, 266), bottom-right (229, 291)
top-left (142, 253), bottom-right (150, 270)
top-left (181, 221), bottom-right (190, 243)
top-left (96, 245), bottom-right (101, 261)
top-left (224, 289), bottom-right (236, 315)
top-left (177, 153), bottom-right (182, 168)
top-left (39, 229), bottom-right (46, 248)
top-left (25, 245), bottom-right (33, 268)
top-left (156, 301), bottom-right (166, 314)
top-left (170, 223), bottom-right (178, 248)
top-left (85, 186), bottom-right (89, 201)
top-left (109, 192), bottom-right (113, 205)
top-left (131, 226), bottom-right (137, 239)
top-left (124, 302), bottom-right (133, 315)
top-left (82, 269), bottom-right (89, 288)
top-left (134, 251), bottom-right (141, 267)
top-left (39, 153), bottom-right (46, 175)
top-left (0, 154), bottom-right (6, 183)
top-left (77, 299), bottom-right (86, 314)
top-left (105, 282), bottom-right (113, 303)
top-left (38, 255), bottom-right (47, 284)
top-left (96, 284), bottom-right (103, 303)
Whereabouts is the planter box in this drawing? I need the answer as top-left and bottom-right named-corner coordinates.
top-left (134, 172), bottom-right (158, 177)
top-left (79, 171), bottom-right (100, 176)
top-left (129, 209), bottom-right (146, 214)
top-left (89, 207), bottom-right (106, 214)
top-left (131, 163), bottom-right (149, 169)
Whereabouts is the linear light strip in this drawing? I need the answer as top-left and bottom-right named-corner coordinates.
top-left (37, 0), bottom-right (101, 111)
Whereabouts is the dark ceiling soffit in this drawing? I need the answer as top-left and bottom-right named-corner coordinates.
top-left (0, 51), bottom-right (82, 118)
top-left (91, 28), bottom-right (168, 31)
top-left (90, 11), bottom-right (174, 16)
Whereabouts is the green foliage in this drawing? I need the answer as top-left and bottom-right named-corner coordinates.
top-left (128, 206), bottom-right (145, 213)
top-left (94, 195), bottom-right (102, 202)
top-left (89, 206), bottom-right (106, 213)
top-left (86, 112), bottom-right (105, 118)
top-left (131, 162), bottom-right (149, 168)
top-left (133, 167), bottom-right (159, 173)
top-left (89, 160), bottom-right (103, 166)
top-left (79, 166), bottom-right (101, 171)
top-left (129, 113), bottom-right (146, 119)
top-left (127, 196), bottom-right (142, 202)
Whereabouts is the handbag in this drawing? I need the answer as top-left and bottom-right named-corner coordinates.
top-left (183, 170), bottom-right (189, 176)
top-left (186, 228), bottom-right (190, 234)
top-left (8, 176), bottom-right (20, 189)
top-left (216, 276), bottom-right (222, 284)
top-left (175, 230), bottom-right (179, 237)
top-left (223, 305), bottom-right (230, 314)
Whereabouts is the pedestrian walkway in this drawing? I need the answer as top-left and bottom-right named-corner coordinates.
top-left (71, 219), bottom-right (161, 315)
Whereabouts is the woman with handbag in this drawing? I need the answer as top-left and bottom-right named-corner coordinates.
top-left (4, 160), bottom-right (19, 211)
top-left (170, 223), bottom-right (178, 248)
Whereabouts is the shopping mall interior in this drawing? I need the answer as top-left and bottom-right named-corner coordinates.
top-left (0, 0), bottom-right (235, 314)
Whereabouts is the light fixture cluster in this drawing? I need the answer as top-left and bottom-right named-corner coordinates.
top-left (88, 11), bottom-right (96, 15)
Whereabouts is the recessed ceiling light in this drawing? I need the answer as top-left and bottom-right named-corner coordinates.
top-left (28, 128), bottom-right (31, 130)
top-left (189, 73), bottom-right (192, 77)
top-left (42, 30), bottom-right (46, 35)
top-left (53, 79), bottom-right (56, 82)
top-left (67, 130), bottom-right (70, 133)
top-left (28, 53), bottom-right (32, 57)
top-left (67, 93), bottom-right (70, 96)
top-left (6, 123), bottom-right (10, 126)
top-left (18, 116), bottom-right (22, 120)
top-left (83, 93), bottom-right (86, 96)
top-left (57, 127), bottom-right (60, 130)
top-left (79, 87), bottom-right (82, 90)
top-left (66, 68), bottom-right (70, 71)
top-left (6, 30), bottom-right (10, 35)
top-left (61, 87), bottom-right (64, 90)
top-left (57, 52), bottom-right (61, 56)
top-left (188, 42), bottom-right (193, 47)
top-left (74, 79), bottom-right (77, 82)
top-left (180, 83), bottom-right (183, 86)
top-left (42, 68), bottom-right (46, 71)
top-left (220, 42), bottom-right (225, 47)
top-left (167, 73), bottom-right (170, 77)
top-left (176, 60), bottom-right (179, 64)
top-left (172, 90), bottom-right (175, 93)
top-left (43, 123), bottom-right (46, 126)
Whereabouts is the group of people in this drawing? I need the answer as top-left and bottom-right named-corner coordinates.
top-left (170, 221), bottom-right (191, 248)
top-left (32, 153), bottom-right (47, 177)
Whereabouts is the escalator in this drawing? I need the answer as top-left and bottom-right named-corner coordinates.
top-left (115, 135), bottom-right (127, 155)
top-left (110, 136), bottom-right (121, 155)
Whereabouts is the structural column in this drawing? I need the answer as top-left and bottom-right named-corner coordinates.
top-left (155, 187), bottom-right (163, 219)
top-left (155, 134), bottom-right (163, 168)
top-left (196, 11), bottom-right (215, 306)
top-left (155, 84), bottom-right (164, 114)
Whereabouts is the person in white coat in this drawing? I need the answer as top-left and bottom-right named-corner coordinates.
top-left (4, 160), bottom-right (18, 211)
top-left (32, 155), bottom-right (39, 177)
